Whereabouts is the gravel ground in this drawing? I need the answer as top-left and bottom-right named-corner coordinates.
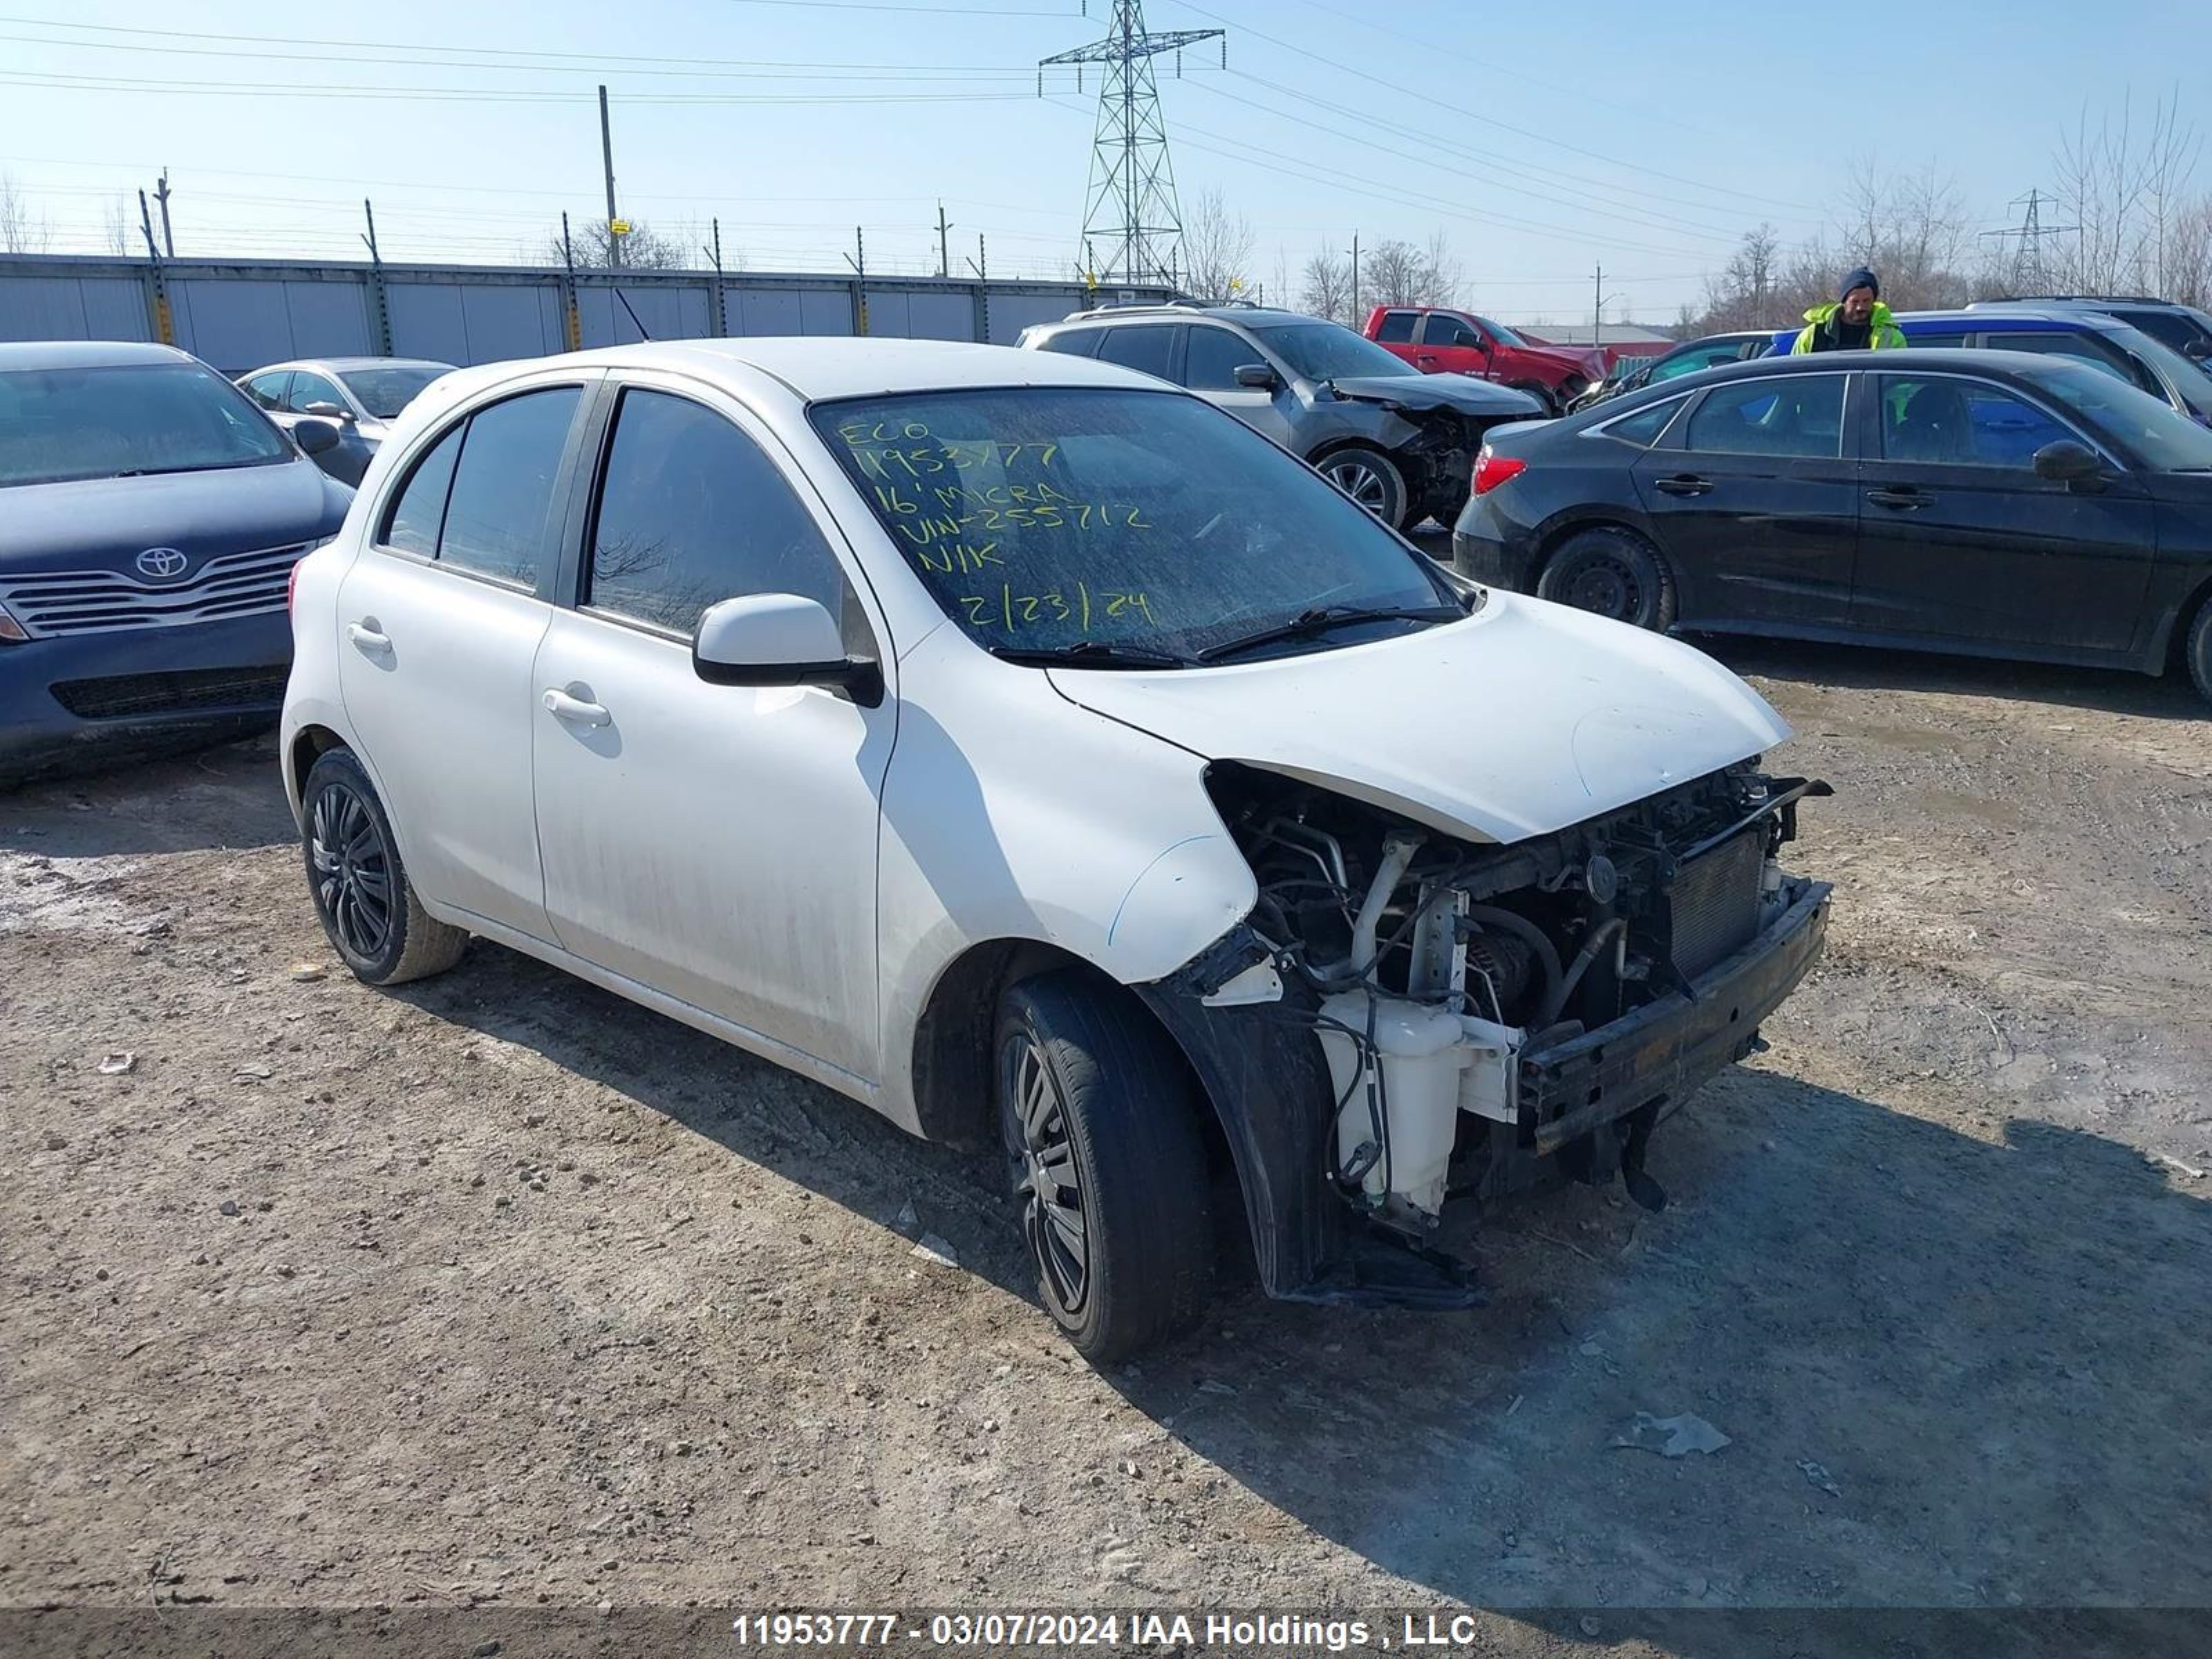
top-left (4, 635), bottom-right (2209, 1656)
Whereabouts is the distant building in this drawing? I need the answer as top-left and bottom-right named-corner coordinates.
top-left (1513, 321), bottom-right (1674, 351)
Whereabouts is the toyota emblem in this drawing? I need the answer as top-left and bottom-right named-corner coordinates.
top-left (135, 547), bottom-right (189, 580)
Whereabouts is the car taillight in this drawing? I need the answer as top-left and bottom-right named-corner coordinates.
top-left (1472, 448), bottom-right (1527, 496)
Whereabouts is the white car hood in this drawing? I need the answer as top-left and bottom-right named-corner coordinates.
top-left (1047, 592), bottom-right (1790, 845)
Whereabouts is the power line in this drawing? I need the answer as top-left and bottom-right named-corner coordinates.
top-left (1159, 0), bottom-right (1823, 215)
top-left (0, 70), bottom-right (1041, 105)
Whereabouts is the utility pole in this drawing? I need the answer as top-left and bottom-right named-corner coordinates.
top-left (1349, 232), bottom-right (1360, 325)
top-left (362, 198), bottom-right (393, 355)
top-left (702, 218), bottom-right (725, 336)
top-left (844, 227), bottom-right (868, 336)
top-left (559, 212), bottom-right (583, 350)
top-left (136, 188), bottom-right (174, 344)
top-left (936, 200), bottom-right (954, 279)
top-left (1040, 1), bottom-right (1224, 285)
top-left (966, 233), bottom-right (988, 281)
top-left (1594, 263), bottom-right (1603, 349)
top-left (153, 168), bottom-right (174, 257)
top-left (598, 84), bottom-right (621, 270)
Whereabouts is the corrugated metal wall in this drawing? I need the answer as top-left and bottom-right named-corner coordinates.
top-left (0, 255), bottom-right (1171, 373)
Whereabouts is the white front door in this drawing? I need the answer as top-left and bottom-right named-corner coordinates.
top-left (335, 379), bottom-right (594, 939)
top-left (529, 379), bottom-right (894, 1081)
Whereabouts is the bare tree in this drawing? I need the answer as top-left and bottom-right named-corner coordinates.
top-left (1362, 236), bottom-right (1457, 308)
top-left (0, 172), bottom-right (50, 254)
top-left (1697, 223), bottom-right (1781, 331)
top-left (102, 194), bottom-right (135, 257)
top-left (546, 216), bottom-right (695, 271)
top-left (1181, 188), bottom-right (1254, 303)
top-left (1423, 230), bottom-right (1463, 308)
top-left (1300, 247), bottom-right (1353, 324)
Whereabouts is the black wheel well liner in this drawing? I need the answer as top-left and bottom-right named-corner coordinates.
top-left (288, 723), bottom-right (347, 801)
top-left (907, 937), bottom-right (1309, 1288)
top-left (2155, 571), bottom-right (2212, 671)
top-left (1535, 514), bottom-right (1660, 569)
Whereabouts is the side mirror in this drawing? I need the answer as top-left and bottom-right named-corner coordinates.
top-left (303, 400), bottom-right (353, 422)
top-left (2184, 338), bottom-right (2211, 361)
top-left (292, 418), bottom-right (343, 457)
top-left (693, 593), bottom-right (883, 706)
top-left (1232, 362), bottom-right (1280, 389)
top-left (2032, 440), bottom-right (2102, 484)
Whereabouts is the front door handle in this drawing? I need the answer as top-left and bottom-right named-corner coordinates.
top-left (542, 688), bottom-right (611, 728)
top-left (1867, 487), bottom-right (1931, 509)
top-left (345, 621), bottom-right (391, 653)
top-left (1653, 474), bottom-right (1713, 497)
top-left (1414, 353), bottom-right (1438, 366)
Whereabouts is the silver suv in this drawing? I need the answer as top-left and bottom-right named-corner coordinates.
top-left (1020, 305), bottom-right (1542, 532)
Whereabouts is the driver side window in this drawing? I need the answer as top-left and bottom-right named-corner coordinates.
top-left (587, 388), bottom-right (866, 653)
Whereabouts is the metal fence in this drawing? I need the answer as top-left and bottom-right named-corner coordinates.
top-left (0, 254), bottom-right (1173, 375)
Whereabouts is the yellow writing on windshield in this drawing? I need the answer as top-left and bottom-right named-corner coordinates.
top-left (957, 585), bottom-right (1155, 630)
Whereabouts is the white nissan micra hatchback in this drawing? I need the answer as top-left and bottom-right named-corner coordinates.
top-left (283, 339), bottom-right (1830, 1359)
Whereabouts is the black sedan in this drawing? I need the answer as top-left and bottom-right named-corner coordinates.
top-left (1453, 348), bottom-right (2212, 702)
top-left (0, 341), bottom-right (354, 784)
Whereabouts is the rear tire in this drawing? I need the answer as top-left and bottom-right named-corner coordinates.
top-left (996, 972), bottom-right (1215, 1362)
top-left (2186, 597), bottom-right (2212, 706)
top-left (1316, 446), bottom-right (1407, 528)
top-left (301, 747), bottom-right (468, 986)
top-left (1537, 525), bottom-right (1678, 631)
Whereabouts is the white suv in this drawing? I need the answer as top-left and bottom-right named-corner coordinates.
top-left (283, 339), bottom-right (1830, 1360)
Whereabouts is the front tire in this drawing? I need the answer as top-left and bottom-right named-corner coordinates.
top-left (1317, 446), bottom-right (1408, 528)
top-left (301, 747), bottom-right (468, 986)
top-left (2185, 596), bottom-right (2212, 706)
top-left (1537, 525), bottom-right (1678, 631)
top-left (996, 973), bottom-right (1215, 1362)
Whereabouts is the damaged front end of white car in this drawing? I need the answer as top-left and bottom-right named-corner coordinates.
top-left (1136, 760), bottom-right (1831, 1307)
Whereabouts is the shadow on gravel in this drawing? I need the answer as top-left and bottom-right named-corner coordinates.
top-left (1703, 635), bottom-right (2207, 722)
top-left (0, 734), bottom-right (291, 857)
top-left (388, 932), bottom-right (2212, 1620)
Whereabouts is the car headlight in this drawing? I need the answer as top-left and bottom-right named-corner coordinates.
top-left (0, 601), bottom-right (26, 644)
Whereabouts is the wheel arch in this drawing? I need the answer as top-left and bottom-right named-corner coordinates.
top-left (2151, 570), bottom-right (2212, 675)
top-left (286, 723), bottom-right (349, 811)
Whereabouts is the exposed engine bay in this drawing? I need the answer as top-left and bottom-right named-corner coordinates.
top-left (1187, 760), bottom-right (1833, 1254)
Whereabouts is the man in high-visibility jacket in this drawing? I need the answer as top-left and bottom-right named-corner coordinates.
top-left (1791, 267), bottom-right (1906, 353)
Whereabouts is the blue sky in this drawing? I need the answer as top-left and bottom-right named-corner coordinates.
top-left (0, 0), bottom-right (2202, 324)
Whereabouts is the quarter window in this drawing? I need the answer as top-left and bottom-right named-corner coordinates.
top-left (381, 424), bottom-right (463, 557)
top-left (1880, 377), bottom-right (2075, 469)
top-left (435, 387), bottom-right (581, 588)
top-left (1684, 376), bottom-right (1846, 459)
top-left (1600, 397), bottom-right (1685, 447)
top-left (587, 389), bottom-right (856, 646)
top-left (1183, 326), bottom-right (1262, 391)
top-left (1095, 325), bottom-right (1177, 380)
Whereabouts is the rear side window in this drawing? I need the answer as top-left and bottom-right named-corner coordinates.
top-left (1374, 311), bottom-right (1416, 344)
top-left (420, 387), bottom-right (580, 588)
top-left (587, 389), bottom-right (859, 648)
top-left (1905, 330), bottom-right (1969, 350)
top-left (1034, 326), bottom-right (1105, 358)
top-left (1600, 397), bottom-right (1685, 447)
top-left (1096, 325), bottom-right (1177, 380)
top-left (1685, 376), bottom-right (1846, 459)
top-left (381, 425), bottom-right (463, 557)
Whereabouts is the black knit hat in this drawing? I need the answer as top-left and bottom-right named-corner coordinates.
top-left (1839, 266), bottom-right (1880, 301)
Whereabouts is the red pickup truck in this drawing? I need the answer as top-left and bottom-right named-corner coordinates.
top-left (1364, 306), bottom-right (1611, 413)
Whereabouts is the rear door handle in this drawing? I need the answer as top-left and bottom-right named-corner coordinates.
top-left (542, 688), bottom-right (611, 728)
top-left (345, 621), bottom-right (391, 653)
top-left (1867, 487), bottom-right (1931, 509)
top-left (1653, 474), bottom-right (1713, 496)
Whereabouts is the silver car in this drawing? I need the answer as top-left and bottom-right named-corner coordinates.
top-left (1020, 304), bottom-right (1540, 532)
top-left (236, 357), bottom-right (456, 486)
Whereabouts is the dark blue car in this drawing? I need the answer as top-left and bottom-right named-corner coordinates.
top-left (0, 341), bottom-right (354, 784)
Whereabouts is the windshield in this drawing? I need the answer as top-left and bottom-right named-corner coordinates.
top-left (2013, 359), bottom-right (2212, 470)
top-left (814, 387), bottom-right (1459, 663)
top-left (1476, 316), bottom-right (1528, 348)
top-left (2114, 328), bottom-right (2212, 420)
top-left (1250, 321), bottom-right (1419, 382)
top-left (342, 365), bottom-right (447, 420)
top-left (0, 362), bottom-right (292, 487)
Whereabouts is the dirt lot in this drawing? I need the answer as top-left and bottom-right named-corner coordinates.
top-left (5, 636), bottom-right (2211, 1654)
